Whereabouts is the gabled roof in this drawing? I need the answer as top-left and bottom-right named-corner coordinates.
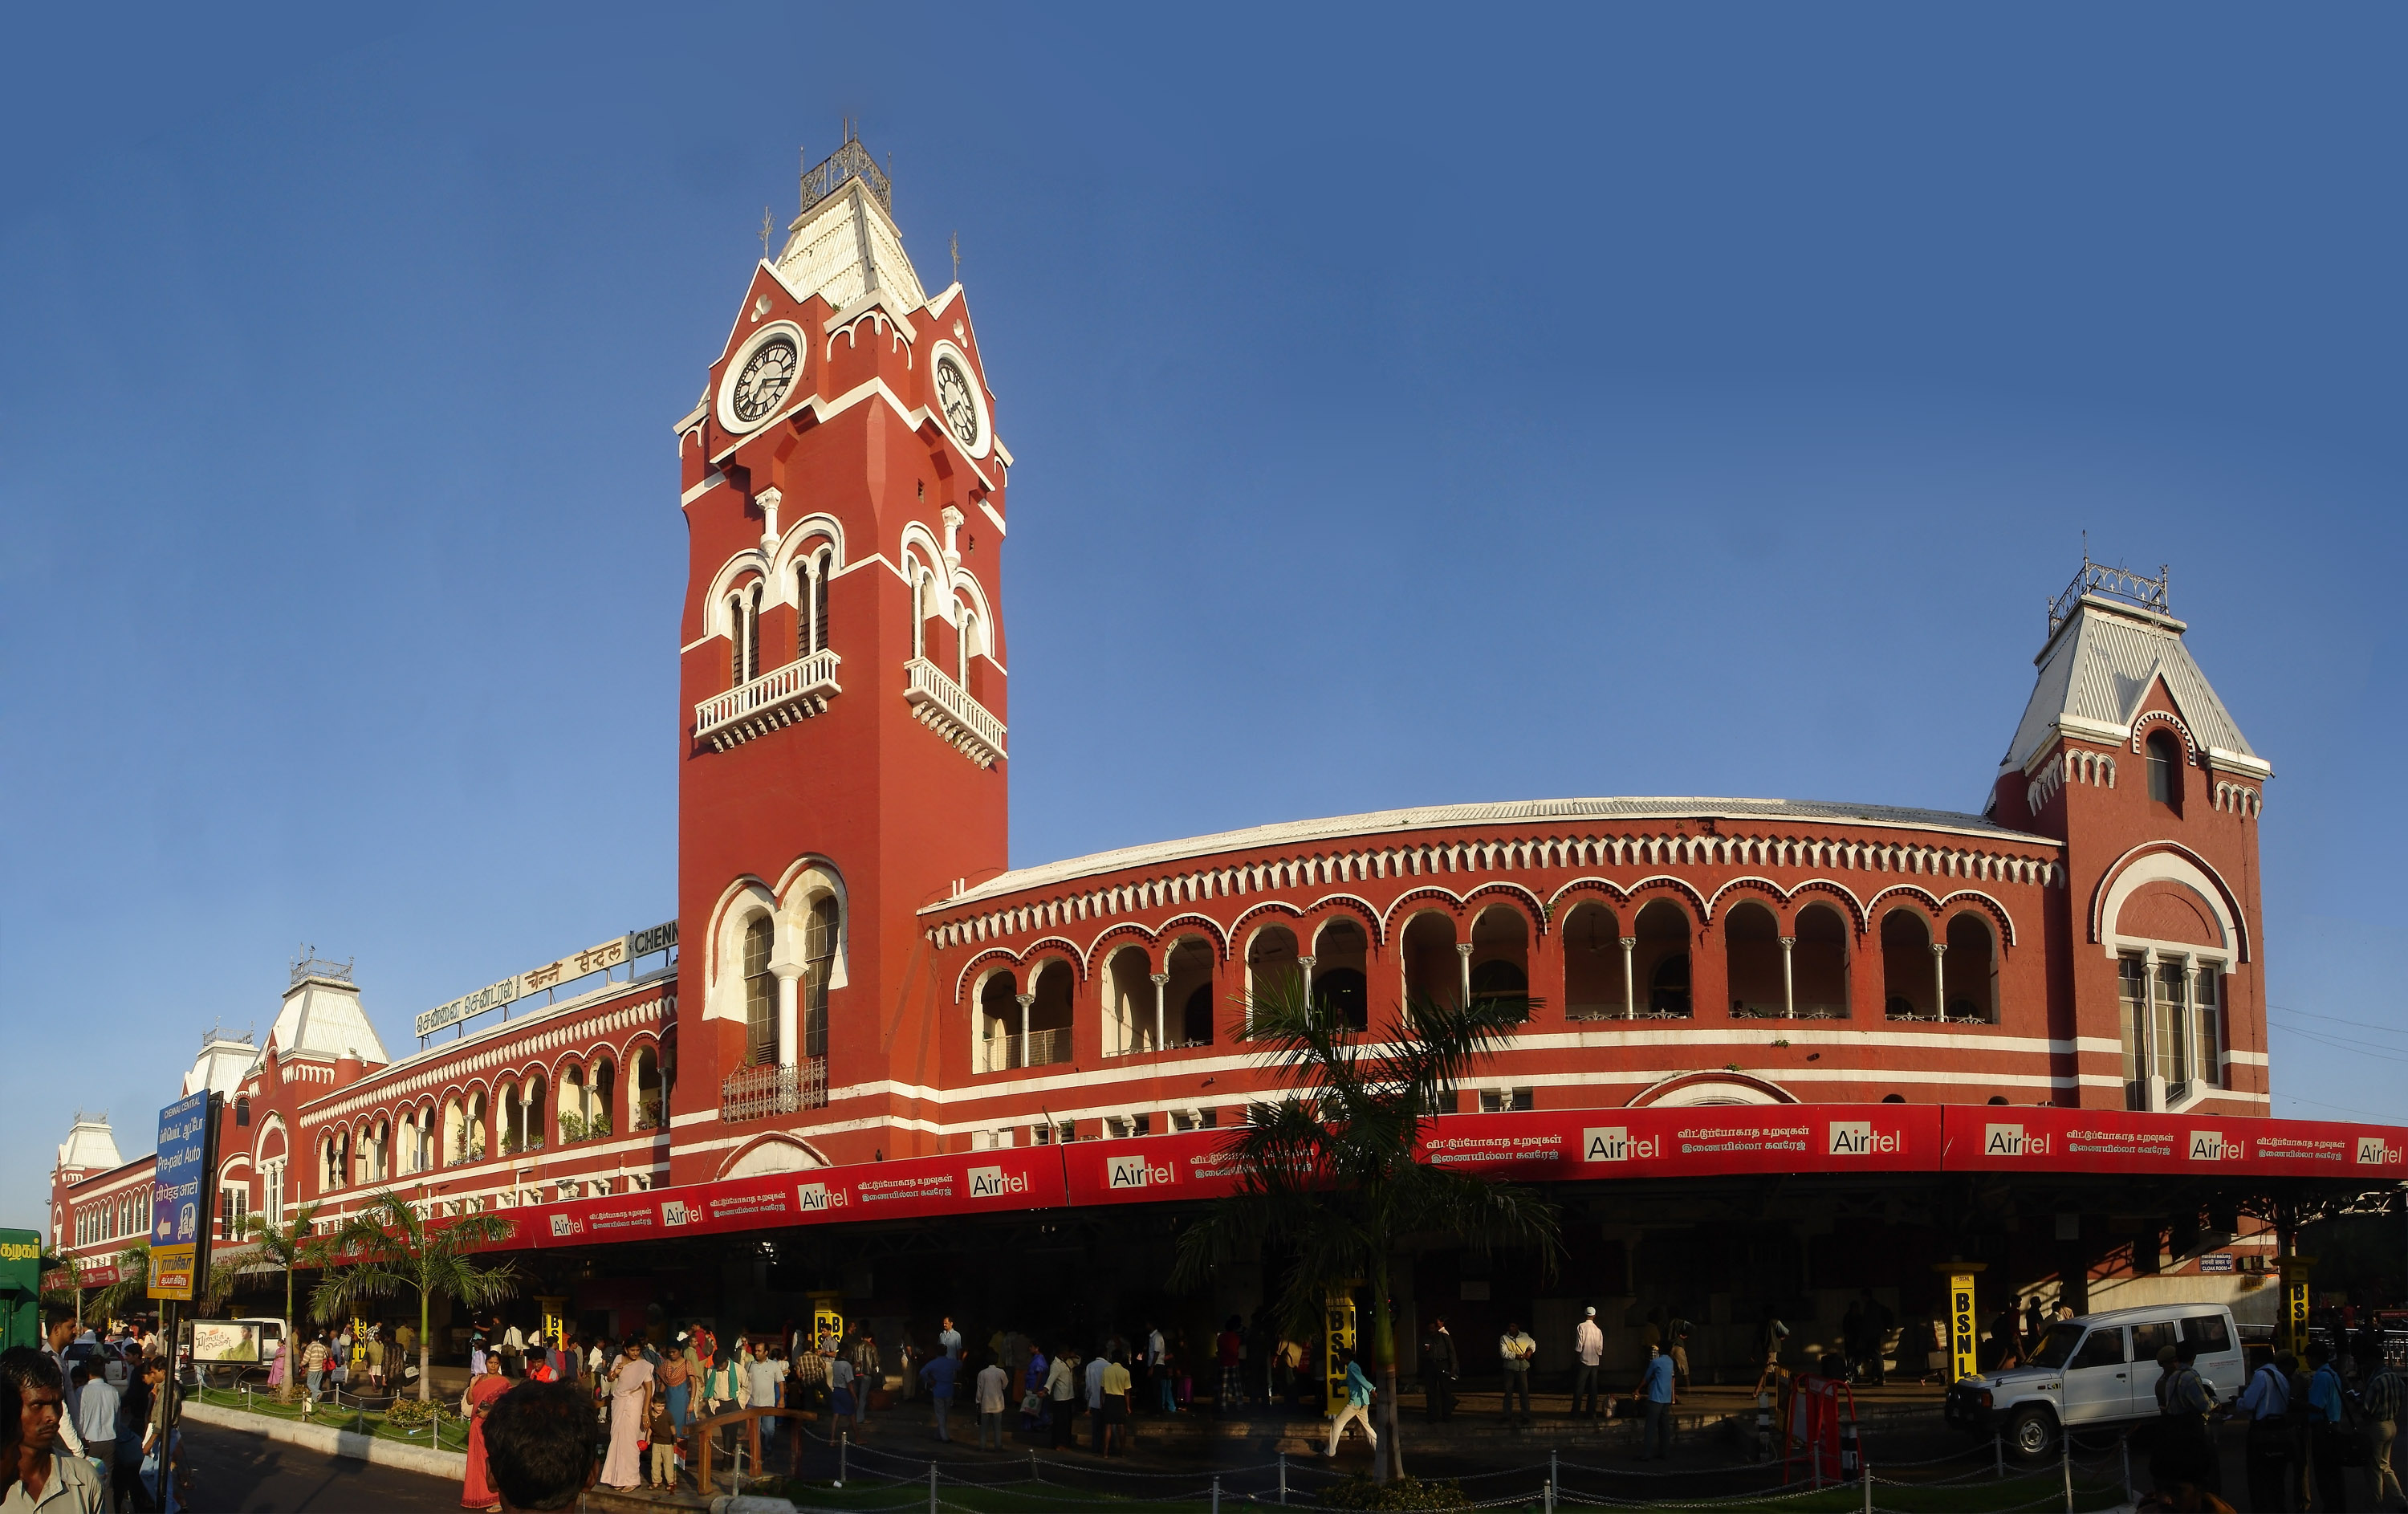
top-left (768, 173), bottom-right (926, 317)
top-left (183, 1034), bottom-right (258, 1097)
top-left (262, 975), bottom-right (389, 1068)
top-left (2003, 596), bottom-right (2265, 776)
top-left (55, 1115), bottom-right (122, 1174)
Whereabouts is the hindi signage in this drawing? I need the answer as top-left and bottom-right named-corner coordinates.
top-left (149, 1092), bottom-right (217, 1301)
top-left (416, 923), bottom-right (673, 1038)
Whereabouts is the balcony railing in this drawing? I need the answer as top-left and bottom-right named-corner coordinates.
top-left (904, 657), bottom-right (1007, 767)
top-left (694, 649), bottom-right (842, 752)
top-left (980, 1028), bottom-right (1070, 1074)
top-left (719, 1057), bottom-right (830, 1122)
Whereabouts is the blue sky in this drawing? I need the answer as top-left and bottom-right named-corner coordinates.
top-left (4, 6), bottom-right (2403, 1224)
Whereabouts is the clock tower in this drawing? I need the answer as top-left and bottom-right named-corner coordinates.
top-left (669, 135), bottom-right (1011, 1183)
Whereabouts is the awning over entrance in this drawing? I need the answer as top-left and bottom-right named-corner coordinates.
top-left (464, 1105), bottom-right (2405, 1255)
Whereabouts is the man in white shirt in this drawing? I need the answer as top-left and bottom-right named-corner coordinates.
top-left (938, 1317), bottom-right (962, 1361)
top-left (71, 1364), bottom-right (120, 1510)
top-left (1499, 1323), bottom-right (1536, 1428)
top-left (975, 1357), bottom-right (1010, 1450)
top-left (1572, 1307), bottom-right (1608, 1423)
top-left (1084, 1351), bottom-right (1109, 1451)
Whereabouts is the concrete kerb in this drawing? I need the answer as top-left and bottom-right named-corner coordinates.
top-left (181, 1398), bottom-right (464, 1482)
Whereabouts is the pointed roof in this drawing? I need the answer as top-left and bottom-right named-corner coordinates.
top-left (56, 1113), bottom-right (122, 1174)
top-left (768, 139), bottom-right (927, 317)
top-left (183, 1031), bottom-right (259, 1097)
top-left (263, 971), bottom-right (389, 1066)
top-left (2003, 593), bottom-right (2267, 777)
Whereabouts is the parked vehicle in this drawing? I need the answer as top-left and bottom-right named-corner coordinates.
top-left (1944, 1303), bottom-right (2244, 1459)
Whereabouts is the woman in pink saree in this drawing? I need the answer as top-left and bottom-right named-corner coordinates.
top-left (459, 1356), bottom-right (510, 1510)
top-left (599, 1337), bottom-right (654, 1490)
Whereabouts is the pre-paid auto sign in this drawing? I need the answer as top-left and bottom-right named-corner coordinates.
top-left (149, 1091), bottom-right (213, 1300)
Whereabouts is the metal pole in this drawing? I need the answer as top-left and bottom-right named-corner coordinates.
top-left (1995, 1432), bottom-right (2004, 1479)
top-left (1545, 1476), bottom-right (1556, 1514)
top-left (1031, 1448), bottom-right (1039, 1482)
top-left (2060, 1424), bottom-right (2072, 1512)
top-left (2121, 1437), bottom-right (2133, 1506)
top-left (1279, 1451), bottom-right (1287, 1504)
top-left (1212, 1475), bottom-right (1222, 1514)
top-left (929, 1462), bottom-right (938, 1514)
top-left (838, 1433), bottom-right (847, 1487)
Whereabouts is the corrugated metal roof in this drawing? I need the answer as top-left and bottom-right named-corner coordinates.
top-left (933, 796), bottom-right (2045, 912)
top-left (2003, 597), bottom-right (2258, 772)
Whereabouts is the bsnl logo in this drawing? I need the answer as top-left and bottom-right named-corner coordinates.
top-left (2189, 1130), bottom-right (2243, 1162)
top-left (968, 1166), bottom-right (1031, 1199)
top-left (1107, 1156), bottom-right (1176, 1190)
top-left (2358, 1137), bottom-right (2404, 1167)
top-left (1581, 1127), bottom-right (1662, 1163)
top-left (1984, 1123), bottom-right (2051, 1158)
top-left (796, 1182), bottom-right (848, 1211)
top-left (1828, 1122), bottom-right (1901, 1157)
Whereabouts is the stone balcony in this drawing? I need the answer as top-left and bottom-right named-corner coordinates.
top-left (694, 649), bottom-right (842, 751)
top-left (904, 657), bottom-right (1007, 767)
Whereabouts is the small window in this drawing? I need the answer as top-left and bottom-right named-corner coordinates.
top-left (742, 914), bottom-right (775, 1065)
top-left (2146, 731), bottom-right (2182, 809)
top-left (2072, 1328), bottom-right (2127, 1370)
top-left (1478, 1088), bottom-right (1535, 1113)
top-left (2182, 1315), bottom-right (2233, 1354)
top-left (235, 1097), bottom-right (250, 1128)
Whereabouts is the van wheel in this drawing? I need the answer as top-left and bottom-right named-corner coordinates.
top-left (2007, 1406), bottom-right (2056, 1461)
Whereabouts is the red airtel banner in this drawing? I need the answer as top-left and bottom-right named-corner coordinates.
top-left (433, 1105), bottom-right (2406, 1255)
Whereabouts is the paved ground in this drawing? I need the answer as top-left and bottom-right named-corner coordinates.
top-left (181, 1421), bottom-right (461, 1513)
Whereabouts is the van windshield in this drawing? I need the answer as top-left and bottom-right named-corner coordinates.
top-left (2028, 1321), bottom-right (2085, 1370)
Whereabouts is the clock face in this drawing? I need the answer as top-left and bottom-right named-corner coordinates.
top-left (934, 355), bottom-right (980, 447)
top-left (730, 337), bottom-right (799, 424)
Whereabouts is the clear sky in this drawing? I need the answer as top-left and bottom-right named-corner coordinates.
top-left (4, 6), bottom-right (2403, 1225)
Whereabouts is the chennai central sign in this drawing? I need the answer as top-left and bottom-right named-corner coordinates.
top-left (415, 921), bottom-right (677, 1037)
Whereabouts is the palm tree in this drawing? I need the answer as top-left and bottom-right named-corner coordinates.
top-left (1171, 971), bottom-right (1560, 1483)
top-left (309, 1190), bottom-right (519, 1401)
top-left (243, 1203), bottom-right (324, 1402)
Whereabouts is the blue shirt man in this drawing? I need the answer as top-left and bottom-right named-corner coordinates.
top-left (921, 1351), bottom-right (961, 1443)
top-left (2308, 1360), bottom-right (2346, 1424)
top-left (1642, 1349), bottom-right (1677, 1403)
top-left (1344, 1358), bottom-right (1375, 1406)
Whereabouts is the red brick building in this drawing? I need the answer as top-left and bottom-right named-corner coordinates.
top-left (51, 139), bottom-right (2369, 1368)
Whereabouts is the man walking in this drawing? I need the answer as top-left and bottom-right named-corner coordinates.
top-left (1423, 1318), bottom-right (1458, 1422)
top-left (938, 1317), bottom-right (962, 1363)
top-left (974, 1354), bottom-right (1009, 1451)
top-left (2235, 1346), bottom-right (2294, 1514)
top-left (2304, 1341), bottom-right (2351, 1514)
top-left (2364, 1348), bottom-right (2405, 1509)
top-left (70, 1362), bottom-right (119, 1510)
top-left (1499, 1321), bottom-right (1535, 1429)
top-left (918, 1346), bottom-right (958, 1443)
top-left (1045, 1341), bottom-right (1079, 1449)
top-left (1322, 1348), bottom-right (1377, 1459)
top-left (1572, 1308), bottom-right (1607, 1424)
top-left (1637, 1340), bottom-right (1677, 1461)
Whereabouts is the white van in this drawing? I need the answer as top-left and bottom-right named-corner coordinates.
top-left (1943, 1302), bottom-right (2246, 1459)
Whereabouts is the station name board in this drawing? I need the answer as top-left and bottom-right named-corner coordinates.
top-left (416, 921), bottom-right (677, 1038)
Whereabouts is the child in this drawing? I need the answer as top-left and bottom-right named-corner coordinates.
top-left (646, 1390), bottom-right (678, 1491)
top-left (829, 1378), bottom-right (856, 1443)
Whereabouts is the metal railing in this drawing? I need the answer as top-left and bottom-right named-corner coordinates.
top-left (718, 1057), bottom-right (829, 1122)
top-left (2048, 552), bottom-right (2170, 637)
top-left (799, 138), bottom-right (891, 217)
top-left (980, 1028), bottom-right (1069, 1074)
top-left (694, 649), bottom-right (841, 751)
top-left (904, 657), bottom-right (1007, 765)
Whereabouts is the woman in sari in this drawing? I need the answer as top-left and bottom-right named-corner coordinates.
top-left (599, 1337), bottom-right (654, 1490)
top-left (459, 1354), bottom-right (510, 1511)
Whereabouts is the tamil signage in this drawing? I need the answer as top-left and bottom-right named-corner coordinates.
top-left (149, 1092), bottom-right (217, 1301)
top-left (415, 922), bottom-right (676, 1037)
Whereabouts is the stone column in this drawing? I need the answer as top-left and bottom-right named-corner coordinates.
top-left (1299, 954), bottom-right (1317, 1012)
top-left (1456, 942), bottom-right (1474, 1007)
top-left (1780, 936), bottom-right (1796, 1019)
top-left (1929, 942), bottom-right (1948, 1023)
top-left (1015, 991), bottom-right (1036, 1069)
top-left (1150, 973), bottom-right (1169, 1052)
top-left (772, 961), bottom-right (805, 1070)
top-left (1621, 937), bottom-right (1638, 1019)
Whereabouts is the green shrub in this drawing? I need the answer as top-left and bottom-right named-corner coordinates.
top-left (383, 1397), bottom-right (458, 1430)
top-left (1316, 1474), bottom-right (1471, 1510)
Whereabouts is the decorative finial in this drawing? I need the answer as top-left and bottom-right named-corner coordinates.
top-left (951, 231), bottom-right (960, 287)
top-left (760, 207), bottom-right (773, 262)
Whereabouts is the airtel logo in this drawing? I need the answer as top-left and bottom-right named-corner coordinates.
top-left (1581, 1127), bottom-right (1661, 1163)
top-left (1828, 1121), bottom-right (1901, 1157)
top-left (660, 1200), bottom-right (702, 1227)
top-left (2189, 1130), bottom-right (2242, 1162)
top-left (796, 1182), bottom-right (847, 1211)
top-left (1984, 1123), bottom-right (2049, 1158)
top-left (2357, 1138), bottom-right (2402, 1167)
top-left (969, 1166), bottom-right (1030, 1199)
top-left (1107, 1156), bottom-right (1175, 1190)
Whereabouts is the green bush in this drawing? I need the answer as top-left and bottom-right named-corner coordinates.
top-left (383, 1396), bottom-right (458, 1429)
top-left (1316, 1474), bottom-right (1471, 1510)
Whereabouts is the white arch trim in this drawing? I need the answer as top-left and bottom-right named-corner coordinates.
top-left (2095, 846), bottom-right (2241, 961)
top-left (702, 551), bottom-right (774, 638)
top-left (717, 1133), bottom-right (832, 1180)
top-left (1627, 1070), bottom-right (1800, 1107)
top-left (769, 513), bottom-right (849, 586)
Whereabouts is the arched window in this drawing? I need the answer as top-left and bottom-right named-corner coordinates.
top-left (1165, 937), bottom-right (1216, 1047)
top-left (908, 559), bottom-right (928, 661)
top-left (1561, 901), bottom-right (1625, 1020)
top-left (1312, 918), bottom-right (1370, 1032)
top-left (728, 594), bottom-right (745, 683)
top-left (633, 1048), bottom-right (663, 1130)
top-left (1398, 914), bottom-right (1457, 1010)
top-left (1792, 903), bottom-right (1851, 1018)
top-left (558, 1066), bottom-right (587, 1142)
top-left (1723, 901), bottom-right (1783, 1018)
top-left (2146, 731), bottom-right (2182, 813)
top-left (803, 895), bottom-right (838, 1060)
top-left (1633, 900), bottom-right (1691, 1018)
top-left (813, 550), bottom-right (832, 652)
top-left (1943, 914), bottom-right (1998, 1022)
top-left (235, 1096), bottom-right (250, 1128)
top-left (742, 914), bottom-right (775, 1066)
top-left (1025, 960), bottom-right (1074, 1066)
top-left (1248, 925), bottom-right (1303, 1016)
top-left (1468, 906), bottom-right (1531, 1021)
top-left (978, 971), bottom-right (1020, 1073)
top-left (1104, 946), bottom-right (1152, 1056)
top-left (1881, 910), bottom-right (1934, 1020)
top-left (588, 1060), bottom-right (616, 1138)
top-left (957, 604), bottom-right (976, 686)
